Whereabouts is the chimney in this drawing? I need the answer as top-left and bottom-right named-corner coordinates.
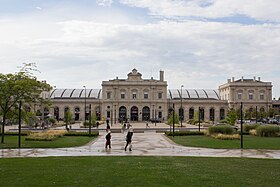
top-left (160, 70), bottom-right (164, 81)
top-left (258, 77), bottom-right (261, 81)
top-left (227, 79), bottom-right (231, 83)
top-left (254, 76), bottom-right (256, 81)
top-left (231, 77), bottom-right (235, 82)
top-left (241, 76), bottom-right (244, 81)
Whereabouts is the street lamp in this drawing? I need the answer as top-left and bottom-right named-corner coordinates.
top-left (83, 86), bottom-right (87, 123)
top-left (180, 85), bottom-right (184, 128)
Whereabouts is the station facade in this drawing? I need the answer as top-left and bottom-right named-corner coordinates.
top-left (45, 69), bottom-right (273, 123)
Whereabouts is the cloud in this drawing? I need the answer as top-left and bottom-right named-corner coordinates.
top-left (96, 0), bottom-right (113, 7)
top-left (0, 2), bottom-right (280, 97)
top-left (36, 6), bottom-right (42, 10)
top-left (120, 0), bottom-right (280, 22)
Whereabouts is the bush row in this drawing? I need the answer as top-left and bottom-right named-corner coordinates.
top-left (255, 125), bottom-right (280, 137)
top-left (243, 124), bottom-right (260, 133)
top-left (65, 131), bottom-right (99, 137)
top-left (208, 125), bottom-right (234, 135)
top-left (165, 131), bottom-right (204, 136)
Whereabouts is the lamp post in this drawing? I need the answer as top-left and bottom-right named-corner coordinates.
top-left (83, 86), bottom-right (87, 123)
top-left (198, 107), bottom-right (201, 132)
top-left (240, 102), bottom-right (243, 149)
top-left (89, 104), bottom-right (92, 136)
top-left (114, 104), bottom-right (116, 124)
top-left (172, 103), bottom-right (175, 137)
top-left (18, 100), bottom-right (22, 148)
top-left (180, 85), bottom-right (184, 128)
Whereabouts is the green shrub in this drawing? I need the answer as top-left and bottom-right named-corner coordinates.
top-left (65, 131), bottom-right (99, 137)
top-left (165, 131), bottom-right (204, 136)
top-left (208, 125), bottom-right (234, 135)
top-left (256, 125), bottom-right (280, 137)
top-left (243, 124), bottom-right (260, 133)
top-left (5, 131), bottom-right (30, 136)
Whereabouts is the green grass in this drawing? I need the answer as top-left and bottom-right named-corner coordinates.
top-left (0, 156), bottom-right (279, 187)
top-left (168, 135), bottom-right (280, 149)
top-left (0, 136), bottom-right (95, 149)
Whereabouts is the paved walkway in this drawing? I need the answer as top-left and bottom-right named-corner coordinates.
top-left (1, 132), bottom-right (280, 159)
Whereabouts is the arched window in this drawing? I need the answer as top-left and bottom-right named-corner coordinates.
top-left (179, 107), bottom-right (184, 121)
top-left (119, 106), bottom-right (127, 121)
top-left (54, 107), bottom-right (59, 120)
top-left (210, 108), bottom-right (215, 121)
top-left (74, 107), bottom-right (80, 121)
top-left (220, 108), bottom-right (225, 120)
top-left (189, 108), bottom-right (194, 120)
top-left (142, 106), bottom-right (150, 121)
top-left (199, 108), bottom-right (205, 121)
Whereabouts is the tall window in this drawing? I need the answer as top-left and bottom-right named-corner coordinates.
top-left (238, 93), bottom-right (242, 100)
top-left (121, 92), bottom-right (125, 99)
top-left (249, 93), bottom-right (253, 100)
top-left (144, 92), bottom-right (148, 99)
top-left (158, 93), bottom-right (162, 99)
top-left (260, 93), bottom-right (264, 100)
top-left (107, 92), bottom-right (111, 99)
top-left (132, 92), bottom-right (137, 99)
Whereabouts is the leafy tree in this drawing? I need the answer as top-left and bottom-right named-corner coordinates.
top-left (91, 112), bottom-right (97, 127)
top-left (0, 63), bottom-right (51, 143)
top-left (167, 111), bottom-right (179, 125)
top-left (226, 108), bottom-right (237, 125)
top-left (64, 109), bottom-right (73, 130)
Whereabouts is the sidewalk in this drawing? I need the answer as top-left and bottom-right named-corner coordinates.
top-left (1, 132), bottom-right (280, 159)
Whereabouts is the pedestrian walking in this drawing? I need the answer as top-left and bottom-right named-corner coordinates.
top-left (105, 131), bottom-right (111, 149)
top-left (146, 121), bottom-right (150, 128)
top-left (125, 124), bottom-right (133, 151)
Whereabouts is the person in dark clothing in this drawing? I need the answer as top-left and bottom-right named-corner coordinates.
top-left (105, 131), bottom-right (111, 149)
top-left (124, 125), bottom-right (133, 151)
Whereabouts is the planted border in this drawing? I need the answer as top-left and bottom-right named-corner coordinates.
top-left (165, 131), bottom-right (204, 136)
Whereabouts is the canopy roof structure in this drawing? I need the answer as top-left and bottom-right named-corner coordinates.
top-left (50, 89), bottom-right (102, 99)
top-left (167, 89), bottom-right (220, 100)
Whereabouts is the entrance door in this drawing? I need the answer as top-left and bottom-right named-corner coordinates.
top-left (130, 106), bottom-right (138, 121)
top-left (119, 106), bottom-right (127, 122)
top-left (142, 106), bottom-right (150, 121)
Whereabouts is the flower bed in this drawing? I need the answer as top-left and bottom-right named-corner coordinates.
top-left (25, 130), bottom-right (67, 141)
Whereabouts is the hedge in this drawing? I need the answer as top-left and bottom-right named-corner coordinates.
top-left (256, 125), bottom-right (280, 137)
top-left (65, 131), bottom-right (99, 137)
top-left (208, 125), bottom-right (234, 135)
top-left (165, 131), bottom-right (204, 136)
top-left (243, 124), bottom-right (260, 133)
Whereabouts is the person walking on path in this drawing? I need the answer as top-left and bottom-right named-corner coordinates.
top-left (105, 131), bottom-right (111, 149)
top-left (146, 121), bottom-right (150, 128)
top-left (125, 124), bottom-right (133, 151)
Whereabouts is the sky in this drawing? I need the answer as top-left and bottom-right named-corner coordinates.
top-left (0, 0), bottom-right (280, 98)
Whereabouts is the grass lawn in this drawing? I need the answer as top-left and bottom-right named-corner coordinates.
top-left (0, 156), bottom-right (279, 187)
top-left (168, 135), bottom-right (280, 149)
top-left (0, 136), bottom-right (95, 149)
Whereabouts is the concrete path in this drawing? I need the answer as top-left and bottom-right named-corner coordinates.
top-left (1, 132), bottom-right (280, 159)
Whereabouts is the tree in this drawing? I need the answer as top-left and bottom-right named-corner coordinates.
top-left (64, 109), bottom-right (73, 130)
top-left (0, 63), bottom-right (51, 143)
top-left (91, 112), bottom-right (96, 127)
top-left (226, 108), bottom-right (237, 126)
top-left (167, 111), bottom-right (179, 125)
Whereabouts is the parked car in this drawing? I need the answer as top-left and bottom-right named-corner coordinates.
top-left (268, 119), bottom-right (279, 124)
